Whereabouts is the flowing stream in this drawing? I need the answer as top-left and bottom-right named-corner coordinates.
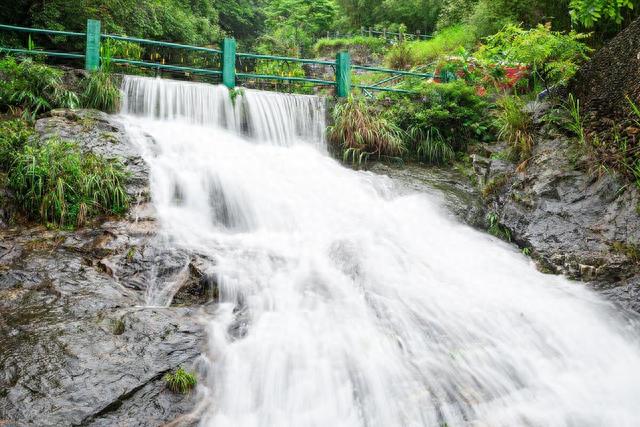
top-left (120, 75), bottom-right (640, 427)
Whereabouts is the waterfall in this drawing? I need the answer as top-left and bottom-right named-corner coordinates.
top-left (120, 76), bottom-right (640, 427)
top-left (121, 75), bottom-right (326, 146)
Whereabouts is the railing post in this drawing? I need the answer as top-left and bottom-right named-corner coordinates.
top-left (222, 37), bottom-right (236, 89)
top-left (335, 51), bottom-right (351, 98)
top-left (85, 19), bottom-right (101, 71)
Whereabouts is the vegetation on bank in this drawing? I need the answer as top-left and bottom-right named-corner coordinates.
top-left (0, 120), bottom-right (129, 228)
top-left (0, 56), bottom-right (129, 228)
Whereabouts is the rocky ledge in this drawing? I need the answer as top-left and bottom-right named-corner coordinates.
top-left (472, 123), bottom-right (640, 313)
top-left (0, 110), bottom-right (214, 426)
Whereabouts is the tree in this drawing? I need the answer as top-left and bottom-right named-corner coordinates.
top-left (569, 0), bottom-right (636, 27)
top-left (259, 0), bottom-right (337, 55)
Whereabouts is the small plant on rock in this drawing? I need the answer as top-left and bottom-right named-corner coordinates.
top-left (494, 96), bottom-right (534, 164)
top-left (164, 367), bottom-right (197, 394)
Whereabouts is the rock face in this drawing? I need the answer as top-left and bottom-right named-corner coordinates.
top-left (0, 110), bottom-right (210, 426)
top-left (368, 163), bottom-right (486, 228)
top-left (473, 129), bottom-right (640, 313)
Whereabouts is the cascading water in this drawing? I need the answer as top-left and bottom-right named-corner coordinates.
top-left (120, 75), bottom-right (640, 427)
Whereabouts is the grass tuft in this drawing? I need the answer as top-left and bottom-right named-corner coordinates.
top-left (8, 137), bottom-right (129, 227)
top-left (494, 96), bottom-right (533, 163)
top-left (328, 96), bottom-right (406, 164)
top-left (164, 367), bottom-right (197, 394)
top-left (82, 71), bottom-right (121, 113)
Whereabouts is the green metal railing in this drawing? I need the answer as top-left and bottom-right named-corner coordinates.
top-left (0, 19), bottom-right (444, 97)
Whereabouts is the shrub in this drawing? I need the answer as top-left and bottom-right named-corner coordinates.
top-left (328, 96), bottom-right (406, 164)
top-left (386, 25), bottom-right (478, 68)
top-left (0, 56), bottom-right (79, 120)
top-left (8, 138), bottom-right (128, 227)
top-left (0, 120), bottom-right (34, 170)
top-left (385, 43), bottom-right (416, 70)
top-left (494, 96), bottom-right (534, 162)
top-left (477, 24), bottom-right (592, 88)
top-left (164, 367), bottom-right (197, 394)
top-left (385, 81), bottom-right (493, 159)
top-left (82, 71), bottom-right (121, 113)
top-left (314, 36), bottom-right (386, 57)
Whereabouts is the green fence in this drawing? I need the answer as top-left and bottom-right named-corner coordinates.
top-left (0, 19), bottom-right (440, 97)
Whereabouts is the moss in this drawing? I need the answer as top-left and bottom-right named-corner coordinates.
top-left (481, 174), bottom-right (508, 199)
top-left (610, 241), bottom-right (640, 263)
top-left (111, 318), bottom-right (125, 335)
top-left (126, 246), bottom-right (137, 262)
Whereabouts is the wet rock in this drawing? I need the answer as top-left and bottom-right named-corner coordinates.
top-left (0, 110), bottom-right (205, 425)
top-left (474, 134), bottom-right (640, 309)
top-left (368, 163), bottom-right (486, 228)
top-left (172, 257), bottom-right (219, 307)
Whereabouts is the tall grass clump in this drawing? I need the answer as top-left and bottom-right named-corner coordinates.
top-left (328, 96), bottom-right (406, 164)
top-left (8, 138), bottom-right (128, 227)
top-left (0, 56), bottom-right (79, 120)
top-left (164, 367), bottom-right (197, 394)
top-left (0, 119), bottom-right (34, 170)
top-left (412, 127), bottom-right (455, 164)
top-left (82, 71), bottom-right (121, 113)
top-left (495, 96), bottom-right (534, 163)
top-left (386, 25), bottom-right (477, 69)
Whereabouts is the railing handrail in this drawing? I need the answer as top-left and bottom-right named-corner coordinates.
top-left (0, 20), bottom-right (450, 96)
top-left (102, 33), bottom-right (222, 54)
top-left (237, 52), bottom-right (335, 66)
top-left (0, 23), bottom-right (85, 37)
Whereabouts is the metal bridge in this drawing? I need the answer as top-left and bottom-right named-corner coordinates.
top-left (0, 19), bottom-right (444, 97)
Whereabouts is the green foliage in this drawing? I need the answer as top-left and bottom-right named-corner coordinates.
top-left (494, 96), bottom-right (534, 162)
top-left (0, 120), bottom-right (33, 170)
top-left (81, 71), bottom-right (121, 113)
top-left (414, 127), bottom-right (455, 164)
top-left (487, 211), bottom-right (511, 241)
top-left (477, 24), bottom-right (592, 87)
top-left (8, 137), bottom-right (128, 227)
top-left (386, 81), bottom-right (493, 157)
top-left (314, 36), bottom-right (386, 57)
top-left (569, 0), bottom-right (636, 28)
top-left (335, 0), bottom-right (445, 33)
top-left (329, 96), bottom-right (406, 164)
top-left (0, 56), bottom-right (79, 120)
top-left (15, 0), bottom-right (222, 47)
top-left (628, 95), bottom-right (640, 127)
top-left (437, 0), bottom-right (574, 36)
top-left (164, 367), bottom-right (197, 394)
top-left (386, 25), bottom-right (478, 68)
top-left (385, 43), bottom-right (417, 70)
top-left (564, 94), bottom-right (587, 145)
top-left (258, 0), bottom-right (338, 55)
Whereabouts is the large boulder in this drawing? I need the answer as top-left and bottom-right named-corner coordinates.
top-left (0, 110), bottom-right (212, 426)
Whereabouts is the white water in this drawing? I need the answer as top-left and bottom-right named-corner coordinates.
top-left (120, 76), bottom-right (640, 427)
